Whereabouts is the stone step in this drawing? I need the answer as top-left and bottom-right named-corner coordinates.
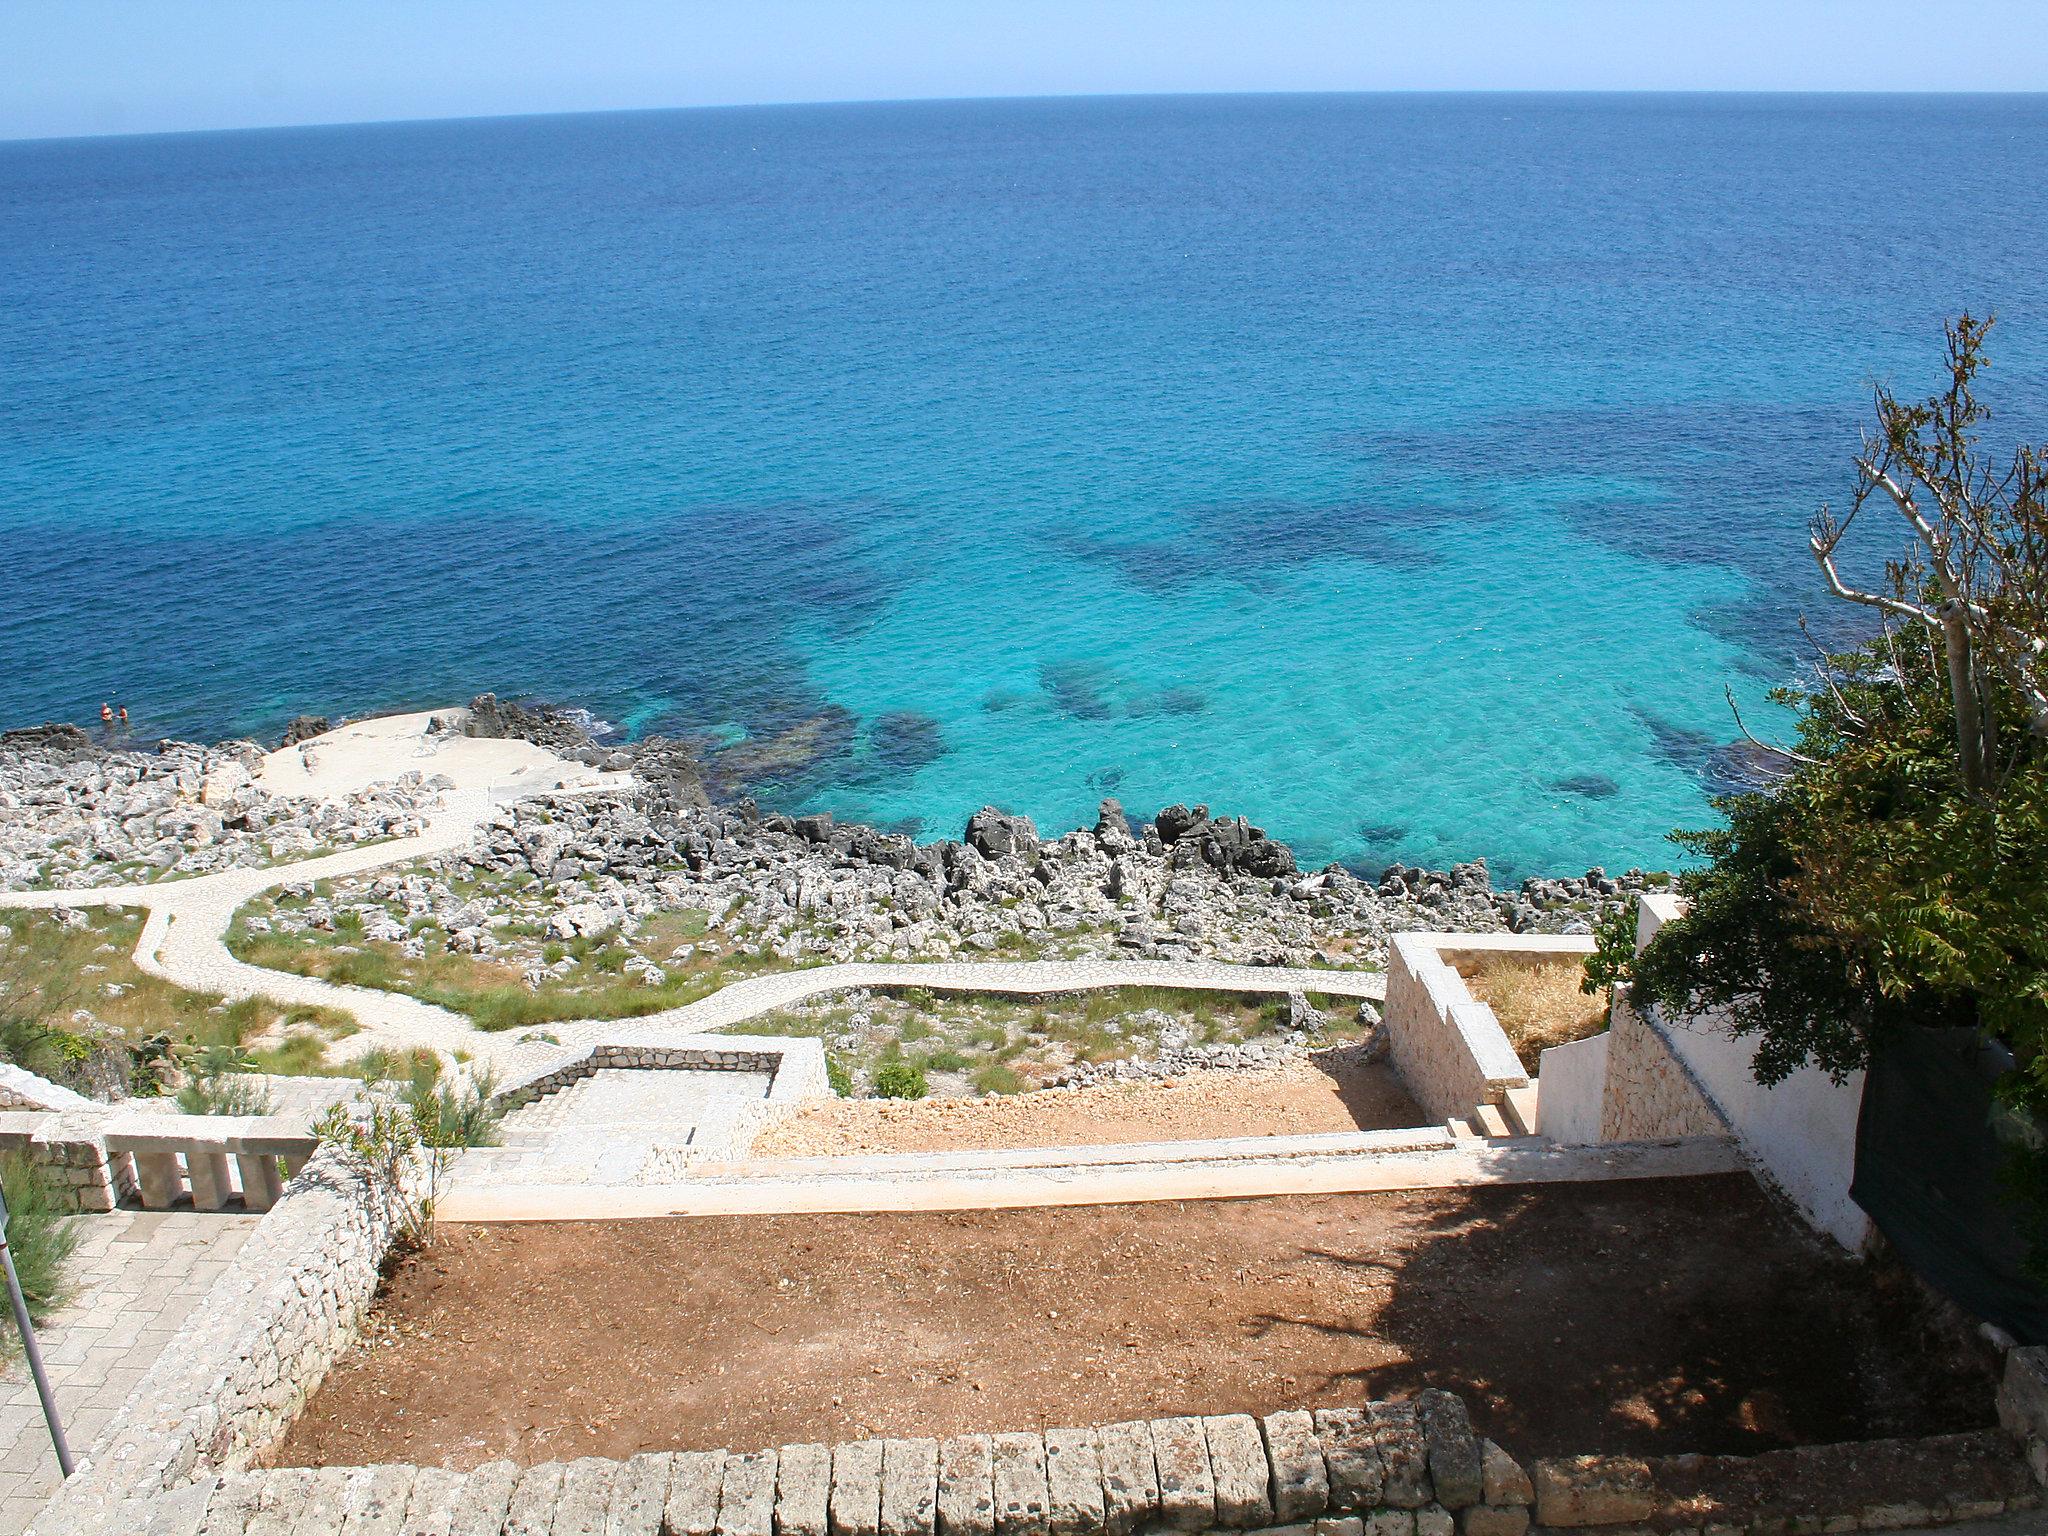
top-left (1472, 1103), bottom-right (1513, 1139)
top-left (1501, 1084), bottom-right (1540, 1137)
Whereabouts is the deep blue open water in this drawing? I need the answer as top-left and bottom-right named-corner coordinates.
top-left (5, 93), bottom-right (2048, 877)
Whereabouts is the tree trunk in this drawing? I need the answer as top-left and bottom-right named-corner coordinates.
top-left (1943, 610), bottom-right (1988, 795)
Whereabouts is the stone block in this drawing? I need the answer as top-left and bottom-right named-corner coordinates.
top-left (1413, 1394), bottom-right (1482, 1512)
top-left (832, 1439), bottom-right (886, 1536)
top-left (552, 1457), bottom-right (621, 1536)
top-left (1458, 1506), bottom-right (1529, 1536)
top-left (1856, 1506), bottom-right (1932, 1532)
top-left (777, 1444), bottom-right (834, 1536)
top-left (1476, 1444), bottom-right (1530, 1509)
top-left (1315, 1521), bottom-right (1363, 1536)
top-left (1205, 1415), bottom-right (1276, 1528)
top-left (1043, 1426), bottom-right (1107, 1536)
top-left (2002, 1348), bottom-right (2048, 1447)
top-left (505, 1462), bottom-right (567, 1536)
top-left (722, 1451), bottom-right (782, 1536)
top-left (294, 1466), bottom-right (355, 1536)
top-left (1360, 1516), bottom-right (1414, 1536)
top-left (1414, 1507), bottom-right (1454, 1536)
top-left (1096, 1420), bottom-right (1161, 1536)
top-left (398, 1465), bottom-right (464, 1536)
top-left (1529, 1457), bottom-right (1655, 1528)
top-left (991, 1431), bottom-right (1050, 1536)
top-left (881, 1438), bottom-right (942, 1536)
top-left (450, 1459), bottom-right (519, 1536)
top-left (1152, 1417), bottom-right (1218, 1532)
top-left (342, 1463), bottom-right (418, 1535)
top-left (1313, 1409), bottom-right (1385, 1513)
top-left (938, 1433), bottom-right (997, 1536)
top-left (1262, 1411), bottom-right (1329, 1522)
top-left (204, 1472), bottom-right (262, 1536)
top-left (669, 1450), bottom-right (730, 1536)
top-left (607, 1452), bottom-right (674, 1536)
top-left (1365, 1404), bottom-right (1433, 1510)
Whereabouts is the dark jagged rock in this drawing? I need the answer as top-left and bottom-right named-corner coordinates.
top-left (462, 693), bottom-right (596, 755)
top-left (1154, 803), bottom-right (1209, 845)
top-left (621, 735), bottom-right (709, 811)
top-left (1095, 797), bottom-right (1133, 843)
top-left (278, 715), bottom-right (332, 748)
top-left (0, 722), bottom-right (100, 763)
top-left (964, 806), bottom-right (1039, 860)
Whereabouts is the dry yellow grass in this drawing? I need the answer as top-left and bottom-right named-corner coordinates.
top-left (1463, 955), bottom-right (1609, 1073)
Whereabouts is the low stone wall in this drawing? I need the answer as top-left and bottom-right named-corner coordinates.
top-left (493, 1032), bottom-right (832, 1117)
top-left (0, 1110), bottom-right (133, 1212)
top-left (25, 1144), bottom-right (400, 1536)
top-left (189, 1388), bottom-right (1532, 1536)
top-left (0, 1062), bottom-right (97, 1112)
top-left (1383, 934), bottom-right (1593, 1124)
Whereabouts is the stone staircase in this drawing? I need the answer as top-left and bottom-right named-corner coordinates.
top-left (453, 1066), bottom-right (776, 1189)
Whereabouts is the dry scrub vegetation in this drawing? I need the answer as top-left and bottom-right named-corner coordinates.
top-left (1463, 955), bottom-right (1608, 1072)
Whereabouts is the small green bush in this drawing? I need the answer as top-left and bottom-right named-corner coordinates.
top-left (873, 1061), bottom-right (929, 1100)
top-left (0, 1153), bottom-right (78, 1330)
top-left (825, 1055), bottom-right (853, 1097)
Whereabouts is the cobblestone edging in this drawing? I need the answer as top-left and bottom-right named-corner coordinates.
top-left (185, 1389), bottom-right (1526, 1536)
top-left (24, 1146), bottom-right (399, 1536)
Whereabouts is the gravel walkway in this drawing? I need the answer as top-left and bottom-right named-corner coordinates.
top-left (0, 789), bottom-right (1386, 1072)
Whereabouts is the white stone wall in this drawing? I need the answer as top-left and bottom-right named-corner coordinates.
top-left (1533, 1034), bottom-right (1608, 1146)
top-left (1596, 990), bottom-right (1727, 1144)
top-left (1615, 895), bottom-right (1873, 1252)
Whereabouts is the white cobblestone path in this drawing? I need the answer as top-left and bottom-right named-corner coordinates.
top-left (0, 788), bottom-right (1384, 1071)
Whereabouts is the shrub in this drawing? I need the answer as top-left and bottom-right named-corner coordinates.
top-left (825, 1055), bottom-right (853, 1097)
top-left (873, 1060), bottom-right (929, 1100)
top-left (0, 1153), bottom-right (79, 1330)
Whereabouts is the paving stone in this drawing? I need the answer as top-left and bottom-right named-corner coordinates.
top-left (554, 1456), bottom-right (624, 1536)
top-left (1203, 1416), bottom-right (1274, 1529)
top-left (341, 1463), bottom-right (419, 1536)
top-left (1260, 1412), bottom-right (1328, 1524)
top-left (292, 1466), bottom-right (356, 1536)
top-left (1312, 1411), bottom-right (1385, 1514)
top-left (1042, 1427), bottom-right (1106, 1536)
top-left (1149, 1418), bottom-right (1216, 1532)
top-left (936, 1434), bottom-right (996, 1536)
top-left (776, 1444), bottom-right (833, 1536)
top-left (1414, 1505), bottom-right (1453, 1536)
top-left (449, 1460), bottom-right (520, 1536)
top-left (398, 1465), bottom-right (465, 1536)
top-left (1093, 1421), bottom-right (1159, 1536)
top-left (989, 1432), bottom-right (1049, 1536)
top-left (201, 1471), bottom-right (262, 1536)
top-left (1364, 1404), bottom-right (1433, 1510)
top-left (721, 1450), bottom-right (782, 1536)
top-left (1458, 1505), bottom-right (1530, 1536)
top-left (1412, 1393), bottom-right (1481, 1511)
top-left (880, 1438), bottom-right (942, 1536)
top-left (668, 1449), bottom-right (731, 1536)
top-left (1476, 1443), bottom-right (1531, 1509)
top-left (245, 1468), bottom-right (315, 1536)
top-left (1359, 1515), bottom-right (1413, 1536)
top-left (606, 1452), bottom-right (674, 1536)
top-left (1313, 1520), bottom-right (1362, 1536)
top-left (505, 1462), bottom-right (568, 1536)
top-left (830, 1439), bottom-right (886, 1536)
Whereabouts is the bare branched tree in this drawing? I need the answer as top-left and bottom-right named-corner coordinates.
top-left (1809, 315), bottom-right (2048, 798)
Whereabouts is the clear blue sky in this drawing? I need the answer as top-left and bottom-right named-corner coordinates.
top-left (7, 0), bottom-right (2048, 142)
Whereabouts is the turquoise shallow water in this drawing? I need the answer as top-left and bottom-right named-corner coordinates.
top-left (4, 94), bottom-right (2048, 877)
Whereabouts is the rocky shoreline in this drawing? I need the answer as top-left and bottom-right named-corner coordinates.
top-left (4, 696), bottom-right (1667, 965)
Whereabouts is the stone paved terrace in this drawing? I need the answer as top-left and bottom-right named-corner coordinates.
top-left (0, 1210), bottom-right (258, 1536)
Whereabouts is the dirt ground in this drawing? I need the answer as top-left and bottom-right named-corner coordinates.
top-left (275, 1176), bottom-right (1995, 1471)
top-left (749, 1055), bottom-right (1422, 1157)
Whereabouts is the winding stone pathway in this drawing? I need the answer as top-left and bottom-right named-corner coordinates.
top-left (0, 786), bottom-right (1385, 1074)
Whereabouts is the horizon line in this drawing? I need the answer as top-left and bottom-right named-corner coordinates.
top-left (10, 84), bottom-right (2048, 148)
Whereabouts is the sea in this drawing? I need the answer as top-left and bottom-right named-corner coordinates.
top-left (4, 93), bottom-right (2047, 879)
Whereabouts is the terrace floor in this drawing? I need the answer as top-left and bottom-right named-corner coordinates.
top-left (0, 1209), bottom-right (260, 1536)
top-left (274, 1174), bottom-right (1996, 1472)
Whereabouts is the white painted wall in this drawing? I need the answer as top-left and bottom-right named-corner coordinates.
top-left (1632, 893), bottom-right (1873, 1250)
top-left (1535, 1033), bottom-right (1608, 1146)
